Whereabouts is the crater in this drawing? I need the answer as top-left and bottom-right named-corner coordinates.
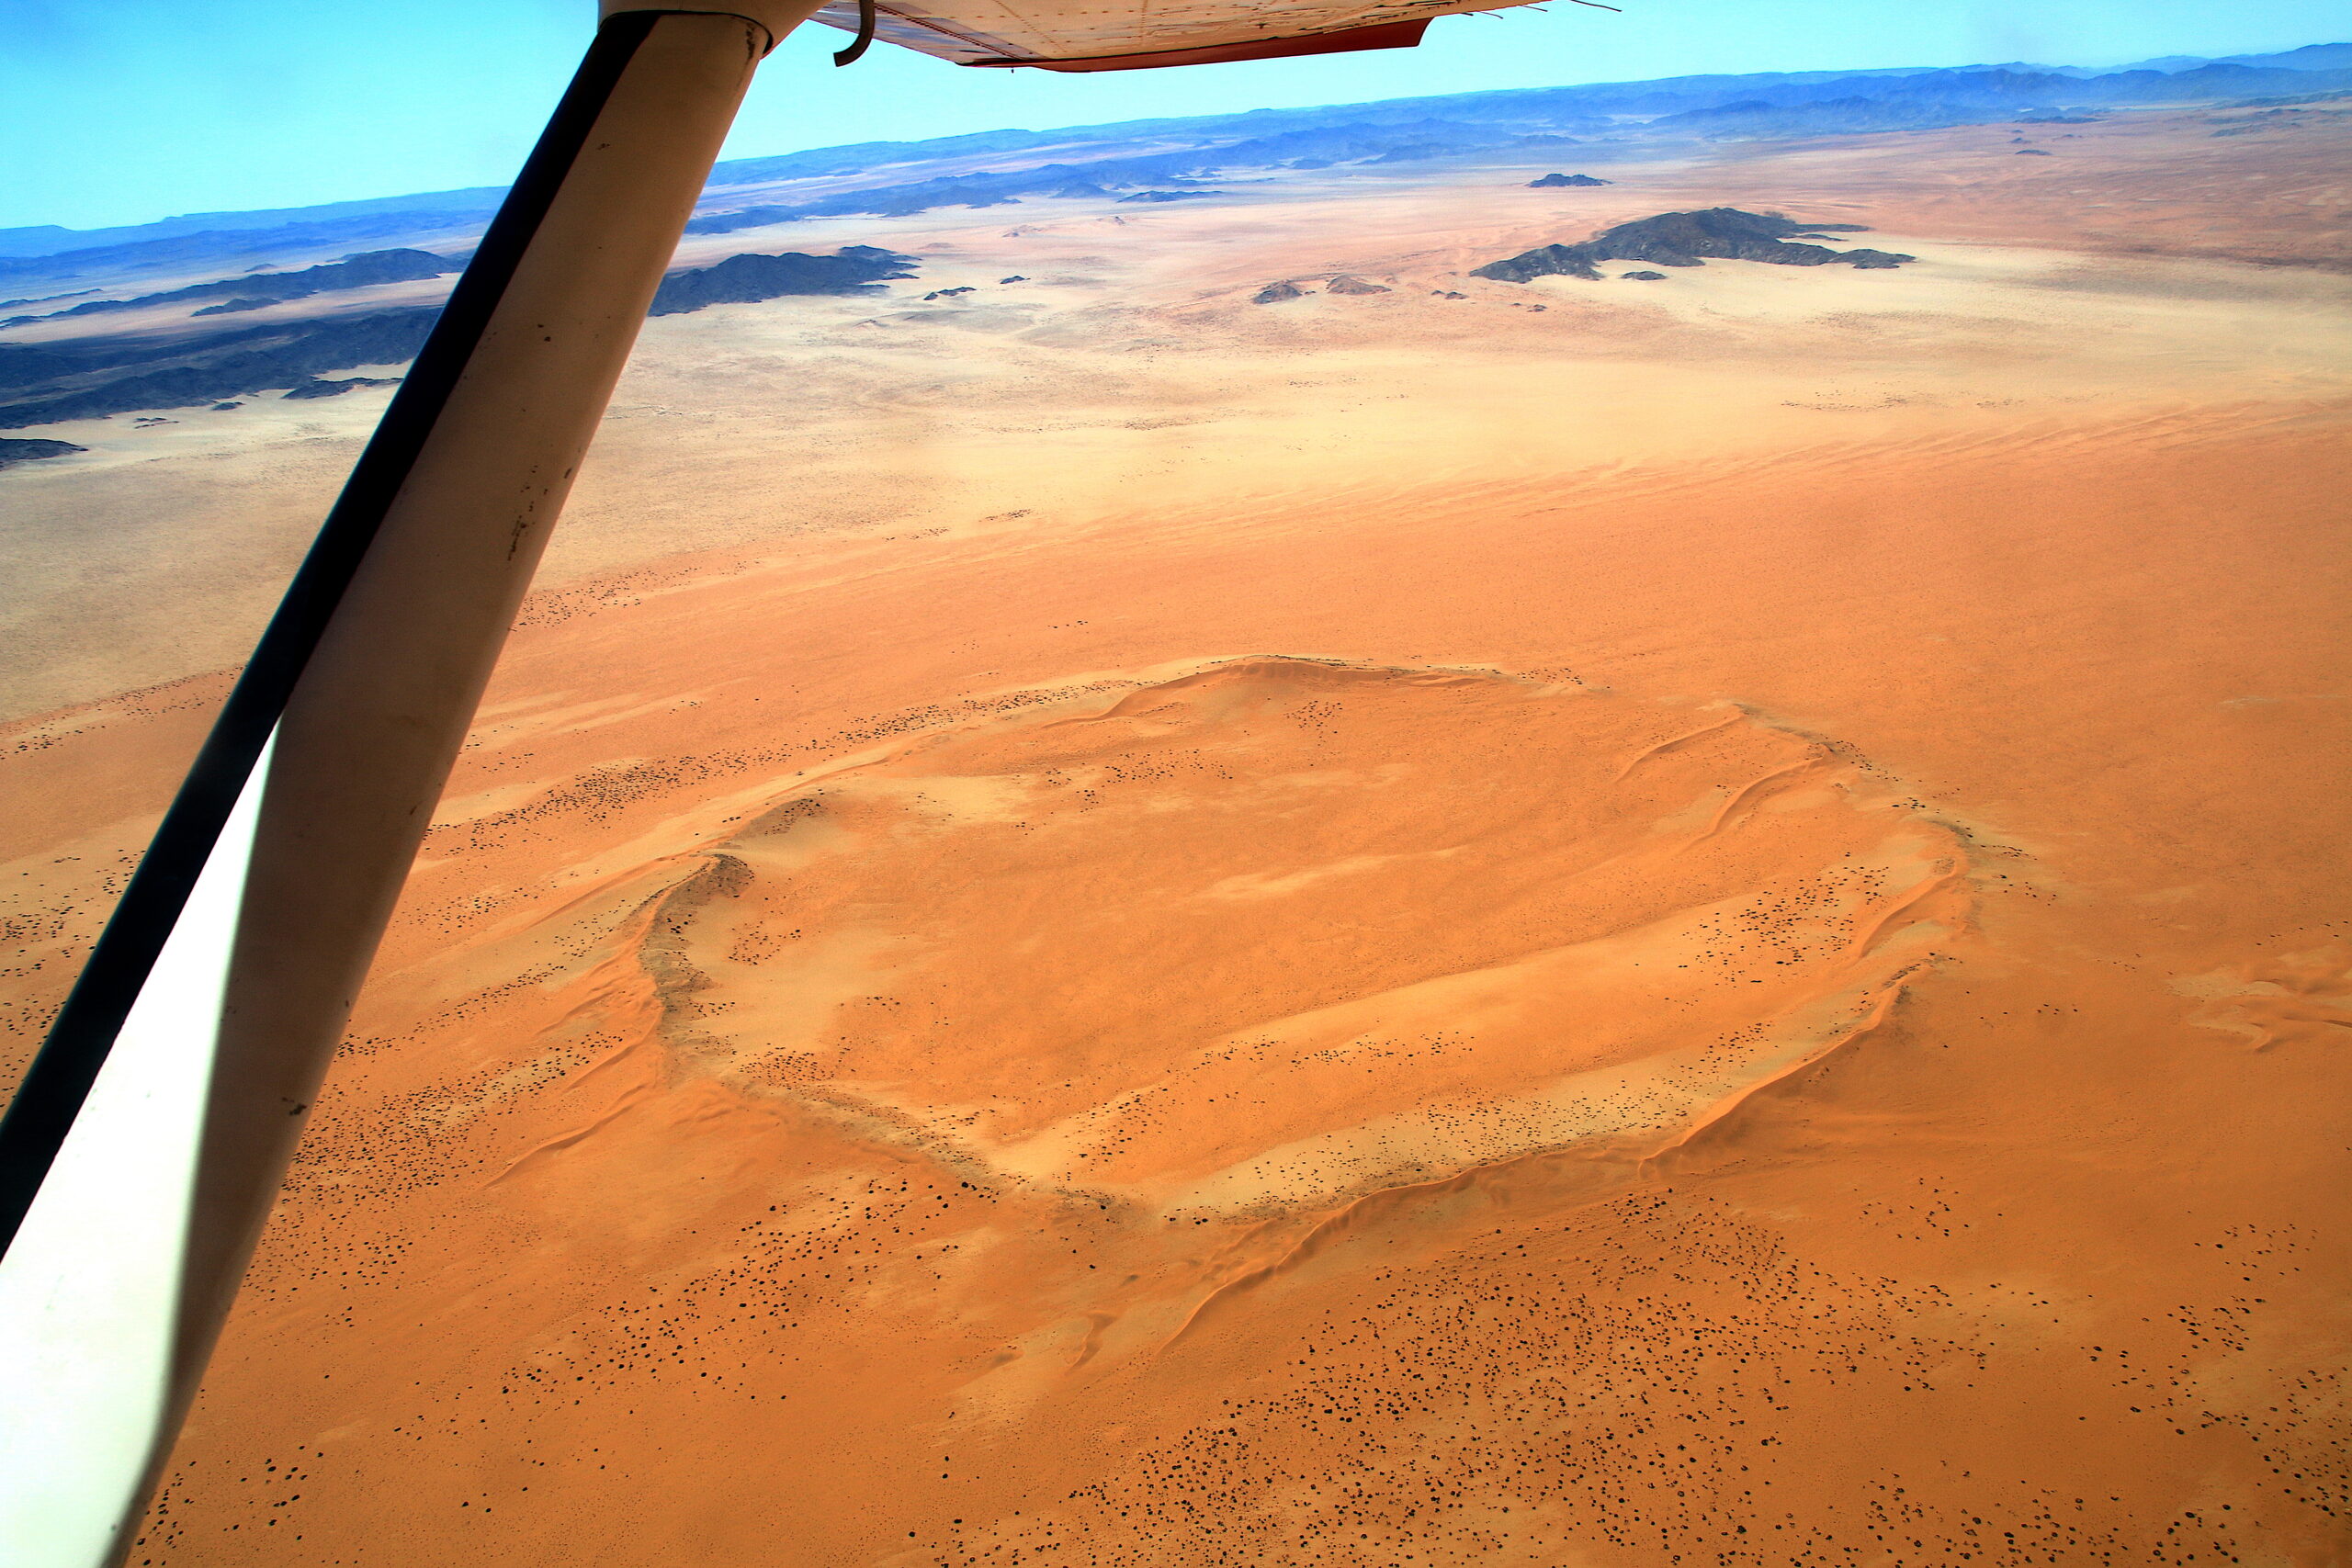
top-left (635, 658), bottom-right (1971, 1213)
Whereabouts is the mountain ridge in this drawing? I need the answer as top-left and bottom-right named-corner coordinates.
top-left (5, 39), bottom-right (2344, 274)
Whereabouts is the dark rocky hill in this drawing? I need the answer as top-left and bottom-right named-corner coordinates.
top-left (647, 246), bottom-right (916, 316)
top-left (0, 246), bottom-right (918, 426)
top-left (0, 436), bottom-right (85, 468)
top-left (0, 307), bottom-right (440, 428)
top-left (1473, 209), bottom-right (1913, 282)
top-left (4, 249), bottom-right (462, 328)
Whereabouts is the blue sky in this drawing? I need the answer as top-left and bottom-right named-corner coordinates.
top-left (4, 0), bottom-right (2347, 231)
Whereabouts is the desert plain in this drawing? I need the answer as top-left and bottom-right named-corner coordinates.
top-left (2, 96), bottom-right (2350, 1566)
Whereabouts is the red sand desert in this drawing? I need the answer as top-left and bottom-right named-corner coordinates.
top-left (3, 103), bottom-right (2349, 1565)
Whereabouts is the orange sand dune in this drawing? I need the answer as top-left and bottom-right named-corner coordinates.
top-left (0, 109), bottom-right (2347, 1568)
top-left (519, 658), bottom-right (1965, 1213)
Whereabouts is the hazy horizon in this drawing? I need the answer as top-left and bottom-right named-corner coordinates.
top-left (5, 0), bottom-right (2348, 230)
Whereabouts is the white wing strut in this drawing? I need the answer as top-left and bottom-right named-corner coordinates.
top-left (0, 8), bottom-right (819, 1562)
top-left (0, 737), bottom-right (273, 1568)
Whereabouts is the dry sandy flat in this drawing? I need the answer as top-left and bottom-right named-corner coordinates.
top-left (1, 106), bottom-right (2349, 1567)
top-left (8, 103), bottom-right (2350, 719)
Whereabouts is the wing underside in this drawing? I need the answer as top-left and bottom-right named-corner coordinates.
top-left (806, 0), bottom-right (1532, 71)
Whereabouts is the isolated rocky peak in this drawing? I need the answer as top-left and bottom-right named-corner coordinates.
top-left (1472, 208), bottom-right (1915, 282)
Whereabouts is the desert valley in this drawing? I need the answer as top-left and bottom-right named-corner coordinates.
top-left (2, 47), bottom-right (2349, 1568)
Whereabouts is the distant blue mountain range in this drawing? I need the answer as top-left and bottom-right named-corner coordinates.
top-left (4, 39), bottom-right (2346, 435)
top-left (2, 40), bottom-right (2345, 282)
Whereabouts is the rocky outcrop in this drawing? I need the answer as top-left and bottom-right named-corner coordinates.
top-left (1325, 276), bottom-right (1392, 295)
top-left (5, 248), bottom-right (462, 327)
top-left (1475, 243), bottom-right (1605, 283)
top-left (1622, 270), bottom-right (1668, 280)
top-left (281, 376), bottom-right (401, 400)
top-left (1528, 173), bottom-right (1611, 187)
top-left (647, 246), bottom-right (917, 317)
top-left (0, 436), bottom-right (84, 468)
top-left (1473, 209), bottom-right (1914, 283)
top-left (0, 305), bottom-right (441, 428)
top-left (1252, 281), bottom-right (1307, 304)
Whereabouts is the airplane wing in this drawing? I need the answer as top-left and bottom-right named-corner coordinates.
top-left (804, 0), bottom-right (1533, 71)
